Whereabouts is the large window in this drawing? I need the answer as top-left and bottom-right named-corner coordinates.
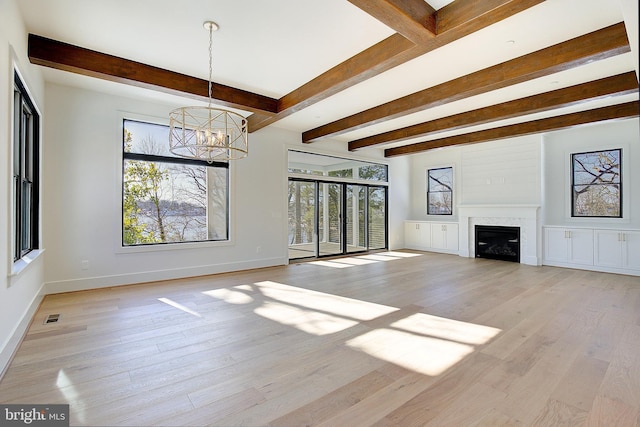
top-left (122, 119), bottom-right (229, 246)
top-left (13, 72), bottom-right (40, 261)
top-left (571, 149), bottom-right (621, 217)
top-left (427, 167), bottom-right (453, 215)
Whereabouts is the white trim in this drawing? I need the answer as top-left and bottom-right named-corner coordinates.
top-left (0, 283), bottom-right (44, 379)
top-left (9, 53), bottom-right (44, 281)
top-left (9, 249), bottom-right (44, 280)
top-left (45, 256), bottom-right (286, 294)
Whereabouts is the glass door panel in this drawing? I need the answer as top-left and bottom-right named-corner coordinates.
top-left (368, 187), bottom-right (387, 250)
top-left (288, 181), bottom-right (316, 259)
top-left (318, 182), bottom-right (343, 256)
top-left (346, 185), bottom-right (367, 253)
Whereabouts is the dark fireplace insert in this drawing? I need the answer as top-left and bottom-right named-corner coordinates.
top-left (475, 225), bottom-right (520, 263)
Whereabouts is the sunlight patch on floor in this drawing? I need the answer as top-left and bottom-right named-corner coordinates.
top-left (250, 281), bottom-right (398, 336)
top-left (157, 297), bottom-right (202, 317)
top-left (202, 287), bottom-right (254, 304)
top-left (346, 328), bottom-right (474, 376)
top-left (379, 251), bottom-right (422, 258)
top-left (391, 313), bottom-right (501, 345)
top-left (203, 275), bottom-right (501, 377)
top-left (56, 369), bottom-right (85, 425)
top-left (308, 260), bottom-right (353, 268)
top-left (329, 257), bottom-right (378, 266)
top-left (254, 281), bottom-right (397, 321)
top-left (356, 254), bottom-right (401, 262)
top-left (254, 301), bottom-right (359, 335)
top-left (308, 251), bottom-right (423, 268)
top-left (346, 313), bottom-right (501, 376)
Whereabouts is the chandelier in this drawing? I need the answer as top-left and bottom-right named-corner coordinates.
top-left (169, 21), bottom-right (248, 162)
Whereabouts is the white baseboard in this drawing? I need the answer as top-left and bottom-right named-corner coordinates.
top-left (543, 260), bottom-right (640, 277)
top-left (44, 257), bottom-right (287, 294)
top-left (0, 285), bottom-right (45, 380)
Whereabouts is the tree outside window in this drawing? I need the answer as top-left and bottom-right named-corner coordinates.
top-left (122, 119), bottom-right (229, 246)
top-left (572, 149), bottom-right (621, 217)
top-left (427, 167), bottom-right (453, 215)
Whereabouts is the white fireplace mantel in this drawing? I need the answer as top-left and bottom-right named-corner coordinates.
top-left (458, 205), bottom-right (541, 266)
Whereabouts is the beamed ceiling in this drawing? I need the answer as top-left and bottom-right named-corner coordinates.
top-left (18, 0), bottom-right (640, 157)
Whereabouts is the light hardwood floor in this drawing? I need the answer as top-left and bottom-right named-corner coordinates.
top-left (1, 251), bottom-right (639, 426)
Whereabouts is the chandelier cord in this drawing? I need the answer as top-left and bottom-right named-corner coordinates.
top-left (207, 23), bottom-right (213, 108)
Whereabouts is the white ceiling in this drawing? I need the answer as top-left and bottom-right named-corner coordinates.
top-left (16, 0), bottom-right (640, 152)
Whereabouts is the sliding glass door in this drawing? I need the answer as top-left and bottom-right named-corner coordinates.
top-left (319, 183), bottom-right (343, 257)
top-left (288, 179), bottom-right (387, 260)
top-left (288, 181), bottom-right (316, 259)
top-left (368, 187), bottom-right (386, 250)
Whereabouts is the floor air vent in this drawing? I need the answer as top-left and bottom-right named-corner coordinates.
top-left (44, 314), bottom-right (60, 324)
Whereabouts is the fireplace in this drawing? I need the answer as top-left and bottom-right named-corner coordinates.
top-left (475, 225), bottom-right (520, 263)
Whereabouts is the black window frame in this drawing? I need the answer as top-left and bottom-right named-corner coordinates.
top-left (13, 72), bottom-right (40, 262)
top-left (427, 167), bottom-right (453, 215)
top-left (571, 148), bottom-right (622, 218)
top-left (121, 118), bottom-right (230, 247)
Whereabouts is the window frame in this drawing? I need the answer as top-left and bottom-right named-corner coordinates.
top-left (427, 166), bottom-right (453, 216)
top-left (121, 118), bottom-right (231, 247)
top-left (570, 148), bottom-right (622, 218)
top-left (13, 71), bottom-right (40, 263)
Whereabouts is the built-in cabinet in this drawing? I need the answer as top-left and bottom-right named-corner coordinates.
top-left (543, 226), bottom-right (640, 275)
top-left (405, 221), bottom-right (459, 254)
top-left (544, 227), bottom-right (594, 266)
top-left (594, 230), bottom-right (640, 271)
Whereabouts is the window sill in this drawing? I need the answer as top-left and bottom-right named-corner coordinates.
top-left (10, 249), bottom-right (45, 278)
top-left (115, 239), bottom-right (234, 254)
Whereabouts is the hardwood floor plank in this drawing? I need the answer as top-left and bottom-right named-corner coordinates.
top-left (530, 398), bottom-right (588, 427)
top-left (550, 354), bottom-right (610, 412)
top-left (0, 251), bottom-right (638, 426)
top-left (584, 395), bottom-right (639, 427)
top-left (268, 370), bottom-right (394, 426)
top-left (372, 352), bottom-right (500, 426)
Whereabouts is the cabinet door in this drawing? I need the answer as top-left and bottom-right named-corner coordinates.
top-left (594, 230), bottom-right (623, 268)
top-left (404, 222), bottom-right (420, 249)
top-left (405, 222), bottom-right (430, 250)
top-left (430, 223), bottom-right (446, 249)
top-left (446, 224), bottom-right (459, 250)
top-left (544, 228), bottom-right (569, 262)
top-left (568, 229), bottom-right (594, 265)
top-left (418, 222), bottom-right (431, 249)
top-left (623, 231), bottom-right (640, 271)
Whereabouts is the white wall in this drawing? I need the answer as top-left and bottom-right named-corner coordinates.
top-left (459, 135), bottom-right (542, 206)
top-left (42, 83), bottom-right (397, 293)
top-left (543, 118), bottom-right (640, 228)
top-left (0, 0), bottom-right (46, 374)
top-left (408, 135), bottom-right (543, 221)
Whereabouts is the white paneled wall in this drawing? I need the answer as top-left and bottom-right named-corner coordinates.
top-left (459, 135), bottom-right (542, 206)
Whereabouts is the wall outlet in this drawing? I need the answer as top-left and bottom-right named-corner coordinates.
top-left (81, 260), bottom-right (89, 270)
top-left (256, 246), bottom-right (261, 253)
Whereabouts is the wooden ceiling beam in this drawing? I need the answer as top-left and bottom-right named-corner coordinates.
top-left (249, 0), bottom-right (544, 132)
top-left (347, 0), bottom-right (436, 43)
top-left (384, 101), bottom-right (640, 157)
top-left (437, 0), bottom-right (538, 33)
top-left (28, 34), bottom-right (278, 116)
top-left (349, 72), bottom-right (640, 150)
top-left (303, 23), bottom-right (631, 143)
